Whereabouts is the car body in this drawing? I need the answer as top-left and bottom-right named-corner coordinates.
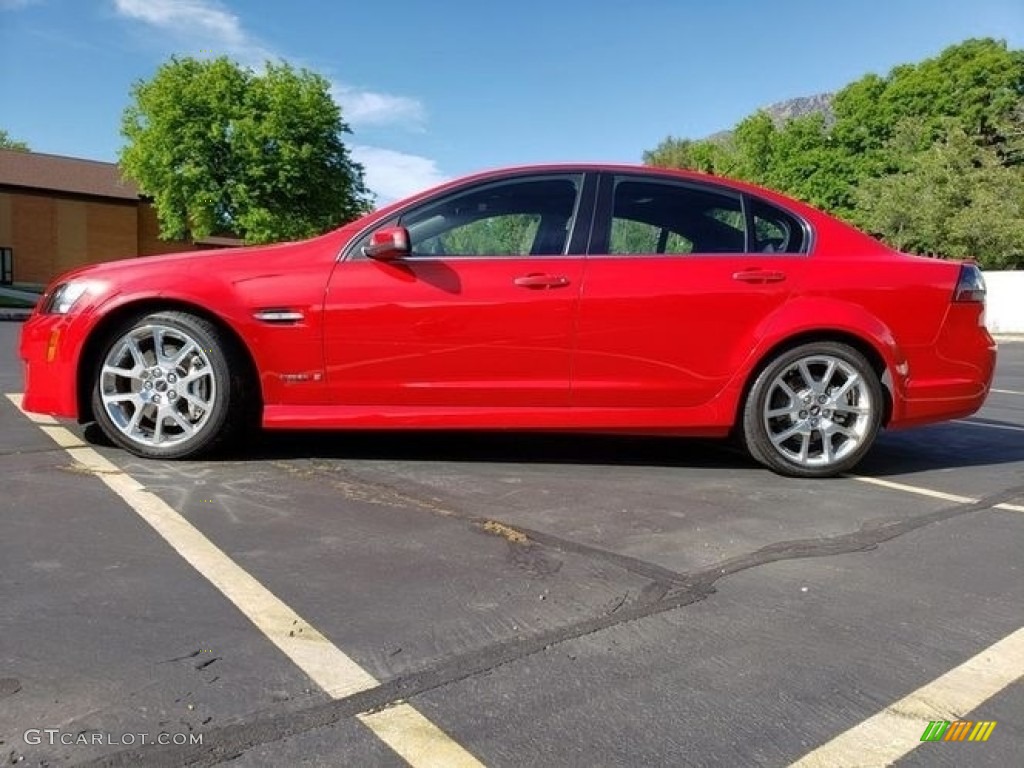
top-left (19, 164), bottom-right (996, 476)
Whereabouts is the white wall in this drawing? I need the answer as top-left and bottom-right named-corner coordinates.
top-left (985, 271), bottom-right (1024, 335)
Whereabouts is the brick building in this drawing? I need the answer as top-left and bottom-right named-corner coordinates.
top-left (0, 149), bottom-right (238, 285)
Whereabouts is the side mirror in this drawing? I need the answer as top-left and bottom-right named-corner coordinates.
top-left (363, 226), bottom-right (411, 261)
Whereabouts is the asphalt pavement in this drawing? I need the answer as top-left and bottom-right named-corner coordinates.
top-left (1, 318), bottom-right (1021, 767)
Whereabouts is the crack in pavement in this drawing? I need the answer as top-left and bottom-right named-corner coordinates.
top-left (269, 459), bottom-right (460, 517)
top-left (0, 445), bottom-right (78, 458)
top-left (78, 481), bottom-right (1024, 767)
top-left (267, 459), bottom-right (693, 587)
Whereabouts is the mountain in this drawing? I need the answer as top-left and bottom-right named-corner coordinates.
top-left (762, 93), bottom-right (834, 125)
top-left (708, 93), bottom-right (834, 142)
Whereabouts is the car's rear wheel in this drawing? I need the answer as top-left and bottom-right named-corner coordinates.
top-left (742, 342), bottom-right (882, 478)
top-left (91, 311), bottom-right (247, 459)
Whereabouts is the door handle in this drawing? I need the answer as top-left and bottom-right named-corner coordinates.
top-left (732, 269), bottom-right (786, 284)
top-left (514, 273), bottom-right (571, 289)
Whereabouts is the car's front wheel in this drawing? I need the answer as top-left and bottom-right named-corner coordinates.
top-left (742, 342), bottom-right (883, 478)
top-left (91, 311), bottom-right (248, 459)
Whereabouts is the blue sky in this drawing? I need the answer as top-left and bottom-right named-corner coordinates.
top-left (2, 0), bottom-right (1023, 203)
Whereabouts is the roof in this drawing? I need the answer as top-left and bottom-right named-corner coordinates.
top-left (369, 161), bottom-right (815, 222)
top-left (0, 149), bottom-right (140, 201)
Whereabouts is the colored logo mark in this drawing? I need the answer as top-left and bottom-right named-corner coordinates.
top-left (920, 720), bottom-right (997, 742)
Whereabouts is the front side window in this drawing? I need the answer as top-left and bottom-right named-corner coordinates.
top-left (399, 175), bottom-right (583, 258)
top-left (607, 178), bottom-right (746, 255)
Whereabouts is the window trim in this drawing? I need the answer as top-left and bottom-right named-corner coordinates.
top-left (341, 171), bottom-right (597, 263)
top-left (588, 171), bottom-right (813, 258)
top-left (744, 194), bottom-right (814, 255)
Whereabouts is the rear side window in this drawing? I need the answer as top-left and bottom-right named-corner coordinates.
top-left (750, 198), bottom-right (807, 253)
top-left (610, 218), bottom-right (692, 255)
top-left (608, 178), bottom-right (746, 255)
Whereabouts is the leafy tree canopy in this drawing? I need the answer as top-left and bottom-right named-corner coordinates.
top-left (0, 129), bottom-right (30, 151)
top-left (644, 38), bottom-right (1024, 268)
top-left (120, 57), bottom-right (372, 245)
top-left (854, 121), bottom-right (1024, 269)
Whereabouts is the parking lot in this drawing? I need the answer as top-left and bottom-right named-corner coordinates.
top-left (1, 318), bottom-right (1021, 767)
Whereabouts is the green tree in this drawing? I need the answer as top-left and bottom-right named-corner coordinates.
top-left (827, 38), bottom-right (1024, 212)
top-left (854, 121), bottom-right (1024, 268)
top-left (643, 135), bottom-right (734, 175)
top-left (120, 57), bottom-right (371, 245)
top-left (643, 37), bottom-right (1024, 261)
top-left (0, 129), bottom-right (30, 151)
top-left (768, 114), bottom-right (855, 211)
top-left (731, 111), bottom-right (776, 182)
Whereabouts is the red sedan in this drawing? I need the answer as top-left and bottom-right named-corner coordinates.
top-left (19, 164), bottom-right (996, 477)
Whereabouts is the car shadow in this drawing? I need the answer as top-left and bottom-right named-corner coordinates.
top-left (82, 422), bottom-right (754, 469)
top-left (855, 419), bottom-right (1024, 477)
top-left (239, 429), bottom-right (755, 470)
top-left (81, 418), bottom-right (1024, 476)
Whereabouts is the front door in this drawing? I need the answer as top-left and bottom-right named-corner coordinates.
top-left (322, 173), bottom-right (589, 407)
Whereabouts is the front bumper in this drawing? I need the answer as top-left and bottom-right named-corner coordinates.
top-left (19, 312), bottom-right (82, 419)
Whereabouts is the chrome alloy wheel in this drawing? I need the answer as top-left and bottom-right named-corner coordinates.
top-left (761, 354), bottom-right (874, 469)
top-left (98, 323), bottom-right (217, 449)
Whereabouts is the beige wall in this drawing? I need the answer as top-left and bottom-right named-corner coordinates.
top-left (138, 203), bottom-right (201, 257)
top-left (4, 192), bottom-right (60, 283)
top-left (0, 190), bottom-right (198, 284)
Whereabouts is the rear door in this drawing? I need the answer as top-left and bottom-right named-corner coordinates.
top-left (573, 173), bottom-right (809, 408)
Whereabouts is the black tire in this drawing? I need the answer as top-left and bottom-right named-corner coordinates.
top-left (742, 342), bottom-right (883, 478)
top-left (90, 311), bottom-right (252, 459)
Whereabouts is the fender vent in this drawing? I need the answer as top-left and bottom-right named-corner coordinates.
top-left (253, 309), bottom-right (305, 323)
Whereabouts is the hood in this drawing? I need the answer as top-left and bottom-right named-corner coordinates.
top-left (49, 227), bottom-right (354, 286)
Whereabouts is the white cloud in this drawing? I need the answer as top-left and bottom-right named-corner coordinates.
top-left (112, 0), bottom-right (267, 59)
top-left (113, 0), bottom-right (426, 131)
top-left (351, 145), bottom-right (447, 203)
top-left (332, 85), bottom-right (425, 128)
top-left (112, 0), bottom-right (445, 203)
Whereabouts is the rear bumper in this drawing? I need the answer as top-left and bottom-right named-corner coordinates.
top-left (19, 313), bottom-right (81, 419)
top-left (890, 314), bottom-right (996, 429)
top-left (895, 381), bottom-right (993, 428)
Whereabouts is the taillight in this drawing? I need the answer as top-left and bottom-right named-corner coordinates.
top-left (953, 264), bottom-right (986, 303)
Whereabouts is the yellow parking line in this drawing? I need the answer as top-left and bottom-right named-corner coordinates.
top-left (850, 475), bottom-right (1024, 515)
top-left (954, 419), bottom-right (1024, 433)
top-left (849, 475), bottom-right (975, 504)
top-left (5, 393), bottom-right (484, 767)
top-left (359, 704), bottom-right (484, 767)
top-left (790, 625), bottom-right (1024, 766)
top-left (6, 393), bottom-right (57, 424)
top-left (39, 424), bottom-right (88, 449)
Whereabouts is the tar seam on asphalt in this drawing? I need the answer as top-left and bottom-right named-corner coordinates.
top-left (0, 445), bottom-right (80, 458)
top-left (273, 459), bottom-right (696, 587)
top-left (79, 480), bottom-right (1024, 768)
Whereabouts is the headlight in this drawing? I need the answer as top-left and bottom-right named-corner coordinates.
top-left (42, 280), bottom-right (104, 315)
